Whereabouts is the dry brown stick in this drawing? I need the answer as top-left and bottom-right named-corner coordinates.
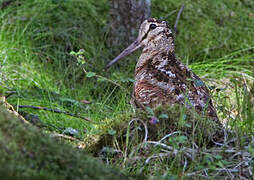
top-left (50, 132), bottom-right (82, 142)
top-left (174, 3), bottom-right (185, 35)
top-left (5, 91), bottom-right (17, 99)
top-left (18, 105), bottom-right (96, 123)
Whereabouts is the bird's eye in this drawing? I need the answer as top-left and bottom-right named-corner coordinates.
top-left (149, 24), bottom-right (157, 30)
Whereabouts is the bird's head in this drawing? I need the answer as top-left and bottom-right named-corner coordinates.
top-left (105, 18), bottom-right (174, 70)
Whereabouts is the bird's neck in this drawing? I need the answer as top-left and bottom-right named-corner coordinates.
top-left (135, 35), bottom-right (176, 75)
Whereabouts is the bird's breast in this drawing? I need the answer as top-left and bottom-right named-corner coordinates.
top-left (132, 53), bottom-right (211, 111)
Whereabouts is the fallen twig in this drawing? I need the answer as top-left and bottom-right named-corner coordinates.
top-left (164, 9), bottom-right (178, 19)
top-left (18, 105), bottom-right (95, 123)
top-left (4, 91), bottom-right (17, 99)
top-left (174, 3), bottom-right (185, 35)
top-left (158, 131), bottom-right (181, 143)
top-left (126, 128), bottom-right (253, 178)
top-left (145, 152), bottom-right (172, 164)
top-left (129, 118), bottom-right (148, 142)
top-left (50, 132), bottom-right (82, 142)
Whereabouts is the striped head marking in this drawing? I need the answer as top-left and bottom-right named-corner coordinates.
top-left (105, 18), bottom-right (173, 69)
top-left (137, 18), bottom-right (172, 47)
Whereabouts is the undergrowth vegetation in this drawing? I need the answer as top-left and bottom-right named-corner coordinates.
top-left (0, 0), bottom-right (254, 179)
top-left (0, 103), bottom-right (135, 180)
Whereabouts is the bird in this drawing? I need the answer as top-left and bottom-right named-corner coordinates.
top-left (105, 18), bottom-right (219, 123)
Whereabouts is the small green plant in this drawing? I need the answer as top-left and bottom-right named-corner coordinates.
top-left (70, 49), bottom-right (128, 92)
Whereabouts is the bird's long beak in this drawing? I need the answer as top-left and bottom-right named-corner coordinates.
top-left (105, 39), bottom-right (142, 70)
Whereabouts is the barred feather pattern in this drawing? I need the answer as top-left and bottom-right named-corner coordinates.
top-left (131, 18), bottom-right (219, 123)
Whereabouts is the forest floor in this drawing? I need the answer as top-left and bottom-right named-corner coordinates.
top-left (0, 0), bottom-right (254, 179)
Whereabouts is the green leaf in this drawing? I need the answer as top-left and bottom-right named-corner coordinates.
top-left (108, 129), bottom-right (116, 136)
top-left (146, 107), bottom-right (154, 115)
top-left (159, 113), bottom-right (168, 119)
top-left (60, 98), bottom-right (80, 105)
top-left (178, 135), bottom-right (188, 143)
top-left (194, 165), bottom-right (204, 170)
top-left (86, 72), bottom-right (96, 78)
top-left (97, 77), bottom-right (106, 82)
top-left (209, 165), bottom-right (217, 170)
top-left (185, 123), bottom-right (192, 128)
top-left (216, 161), bottom-right (224, 167)
top-left (221, 160), bottom-right (231, 165)
top-left (214, 155), bottom-right (222, 160)
top-left (248, 146), bottom-right (254, 155)
top-left (127, 78), bottom-right (135, 82)
top-left (70, 51), bottom-right (77, 56)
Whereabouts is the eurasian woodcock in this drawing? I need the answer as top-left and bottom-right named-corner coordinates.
top-left (105, 18), bottom-right (219, 123)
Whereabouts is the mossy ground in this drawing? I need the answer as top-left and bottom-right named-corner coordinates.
top-left (0, 0), bottom-right (254, 178)
top-left (0, 102), bottom-right (135, 180)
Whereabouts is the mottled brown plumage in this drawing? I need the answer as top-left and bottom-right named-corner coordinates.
top-left (106, 18), bottom-right (219, 123)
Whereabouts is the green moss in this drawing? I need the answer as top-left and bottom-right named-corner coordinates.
top-left (84, 112), bottom-right (133, 152)
top-left (0, 105), bottom-right (135, 180)
top-left (152, 0), bottom-right (254, 62)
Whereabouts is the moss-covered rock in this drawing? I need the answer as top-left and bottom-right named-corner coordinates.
top-left (0, 103), bottom-right (136, 180)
